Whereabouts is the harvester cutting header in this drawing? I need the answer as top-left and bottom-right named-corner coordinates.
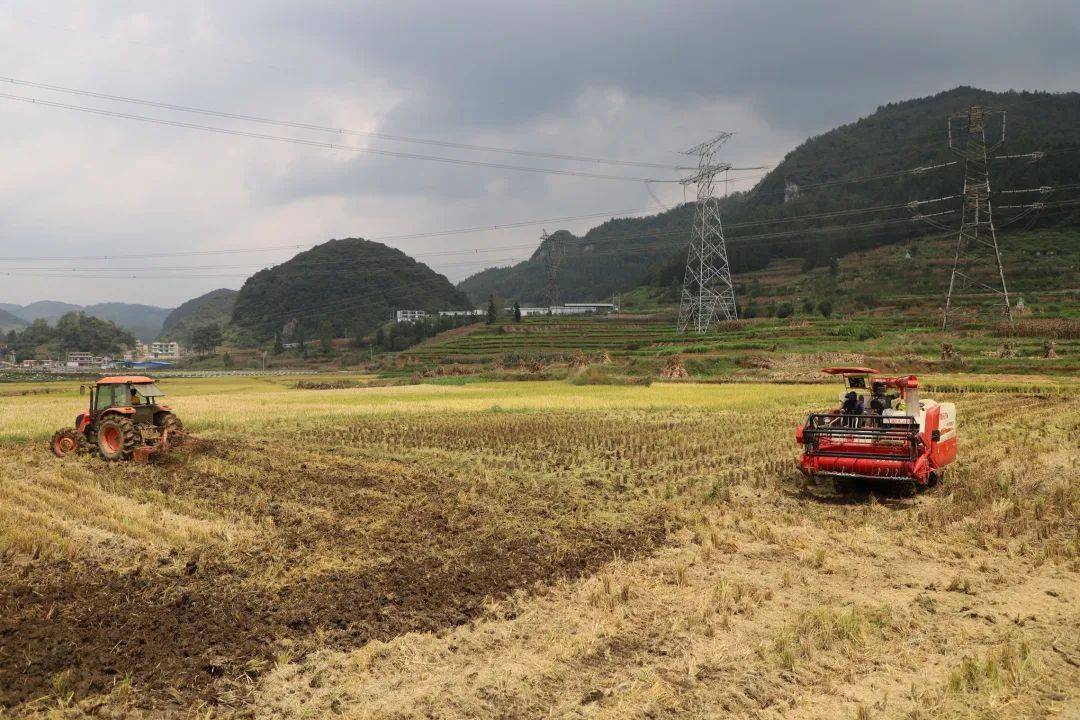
top-left (796, 368), bottom-right (956, 487)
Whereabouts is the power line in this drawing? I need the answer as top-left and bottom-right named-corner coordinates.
top-left (0, 206), bottom-right (663, 262)
top-left (152, 221), bottom-right (999, 330)
top-left (0, 91), bottom-right (717, 184)
top-left (7, 209), bottom-right (1071, 331)
top-left (0, 198), bottom-right (967, 275)
top-left (0, 204), bottom-right (974, 280)
top-left (0, 75), bottom-right (694, 171)
top-left (0, 193), bottom-right (942, 266)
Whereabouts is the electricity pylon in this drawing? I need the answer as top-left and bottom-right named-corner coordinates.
top-left (677, 132), bottom-right (737, 333)
top-left (942, 106), bottom-right (1012, 329)
top-left (542, 229), bottom-right (564, 308)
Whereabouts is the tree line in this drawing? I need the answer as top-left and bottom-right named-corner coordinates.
top-left (1, 312), bottom-right (135, 361)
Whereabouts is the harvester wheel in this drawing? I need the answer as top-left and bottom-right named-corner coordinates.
top-left (50, 428), bottom-right (87, 458)
top-left (157, 413), bottom-right (186, 446)
top-left (96, 417), bottom-right (139, 461)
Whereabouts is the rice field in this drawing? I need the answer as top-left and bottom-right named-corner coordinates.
top-left (0, 375), bottom-right (1077, 718)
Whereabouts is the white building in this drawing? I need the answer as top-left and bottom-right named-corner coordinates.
top-left (150, 341), bottom-right (180, 359)
top-left (66, 351), bottom-right (106, 368)
top-left (507, 302), bottom-right (619, 318)
top-left (565, 301), bottom-right (620, 313)
top-left (396, 309), bottom-right (428, 323)
top-left (438, 309), bottom-right (485, 317)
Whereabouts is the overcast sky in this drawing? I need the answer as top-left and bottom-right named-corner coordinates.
top-left (0, 1), bottom-right (1077, 307)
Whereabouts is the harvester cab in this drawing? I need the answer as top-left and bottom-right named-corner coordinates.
top-left (51, 376), bottom-right (186, 462)
top-left (796, 367), bottom-right (956, 487)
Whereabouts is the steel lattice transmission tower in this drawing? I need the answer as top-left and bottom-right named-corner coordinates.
top-left (942, 106), bottom-right (1012, 329)
top-left (541, 229), bottom-right (564, 308)
top-left (678, 132), bottom-right (737, 333)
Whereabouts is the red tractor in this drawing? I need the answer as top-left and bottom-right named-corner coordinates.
top-left (50, 376), bottom-right (186, 462)
top-left (796, 368), bottom-right (957, 487)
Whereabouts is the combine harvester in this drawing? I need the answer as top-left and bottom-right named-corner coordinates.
top-left (796, 367), bottom-right (956, 489)
top-left (50, 376), bottom-right (186, 462)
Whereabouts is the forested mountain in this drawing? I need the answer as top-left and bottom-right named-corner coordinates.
top-left (0, 300), bottom-right (172, 341)
top-left (457, 208), bottom-right (692, 305)
top-left (459, 86), bottom-right (1080, 305)
top-left (158, 289), bottom-right (238, 345)
top-left (231, 238), bottom-right (471, 343)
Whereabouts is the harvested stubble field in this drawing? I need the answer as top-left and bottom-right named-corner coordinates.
top-left (0, 376), bottom-right (1077, 719)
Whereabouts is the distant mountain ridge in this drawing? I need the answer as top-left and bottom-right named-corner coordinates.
top-left (458, 86), bottom-right (1080, 304)
top-left (0, 301), bottom-right (173, 341)
top-left (0, 307), bottom-right (28, 333)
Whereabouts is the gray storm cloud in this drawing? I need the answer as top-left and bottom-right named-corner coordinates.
top-left (0, 0), bottom-right (1077, 305)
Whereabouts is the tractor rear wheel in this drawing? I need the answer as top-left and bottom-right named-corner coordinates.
top-left (156, 413), bottom-right (186, 446)
top-left (97, 417), bottom-right (139, 461)
top-left (50, 428), bottom-right (87, 458)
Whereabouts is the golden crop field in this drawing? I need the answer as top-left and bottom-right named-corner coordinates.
top-left (0, 375), bottom-right (1077, 719)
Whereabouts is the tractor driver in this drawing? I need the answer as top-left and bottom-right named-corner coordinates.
top-left (130, 387), bottom-right (142, 405)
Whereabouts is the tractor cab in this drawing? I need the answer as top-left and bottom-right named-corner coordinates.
top-left (83, 377), bottom-right (171, 427)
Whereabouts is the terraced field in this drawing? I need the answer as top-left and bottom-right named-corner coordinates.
top-left (403, 315), bottom-right (1080, 378)
top-left (0, 376), bottom-right (1077, 718)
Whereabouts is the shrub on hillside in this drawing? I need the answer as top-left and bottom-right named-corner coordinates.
top-left (829, 323), bottom-right (880, 341)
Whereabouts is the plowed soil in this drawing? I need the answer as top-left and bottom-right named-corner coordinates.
top-left (0, 436), bottom-right (668, 713)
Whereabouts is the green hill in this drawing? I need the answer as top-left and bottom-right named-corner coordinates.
top-left (457, 209), bottom-right (692, 305)
top-left (459, 86), bottom-right (1080, 305)
top-left (158, 288), bottom-right (238, 345)
top-left (231, 238), bottom-right (472, 343)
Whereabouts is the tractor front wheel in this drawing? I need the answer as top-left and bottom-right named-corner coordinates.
top-left (50, 428), bottom-right (87, 458)
top-left (97, 417), bottom-right (139, 461)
